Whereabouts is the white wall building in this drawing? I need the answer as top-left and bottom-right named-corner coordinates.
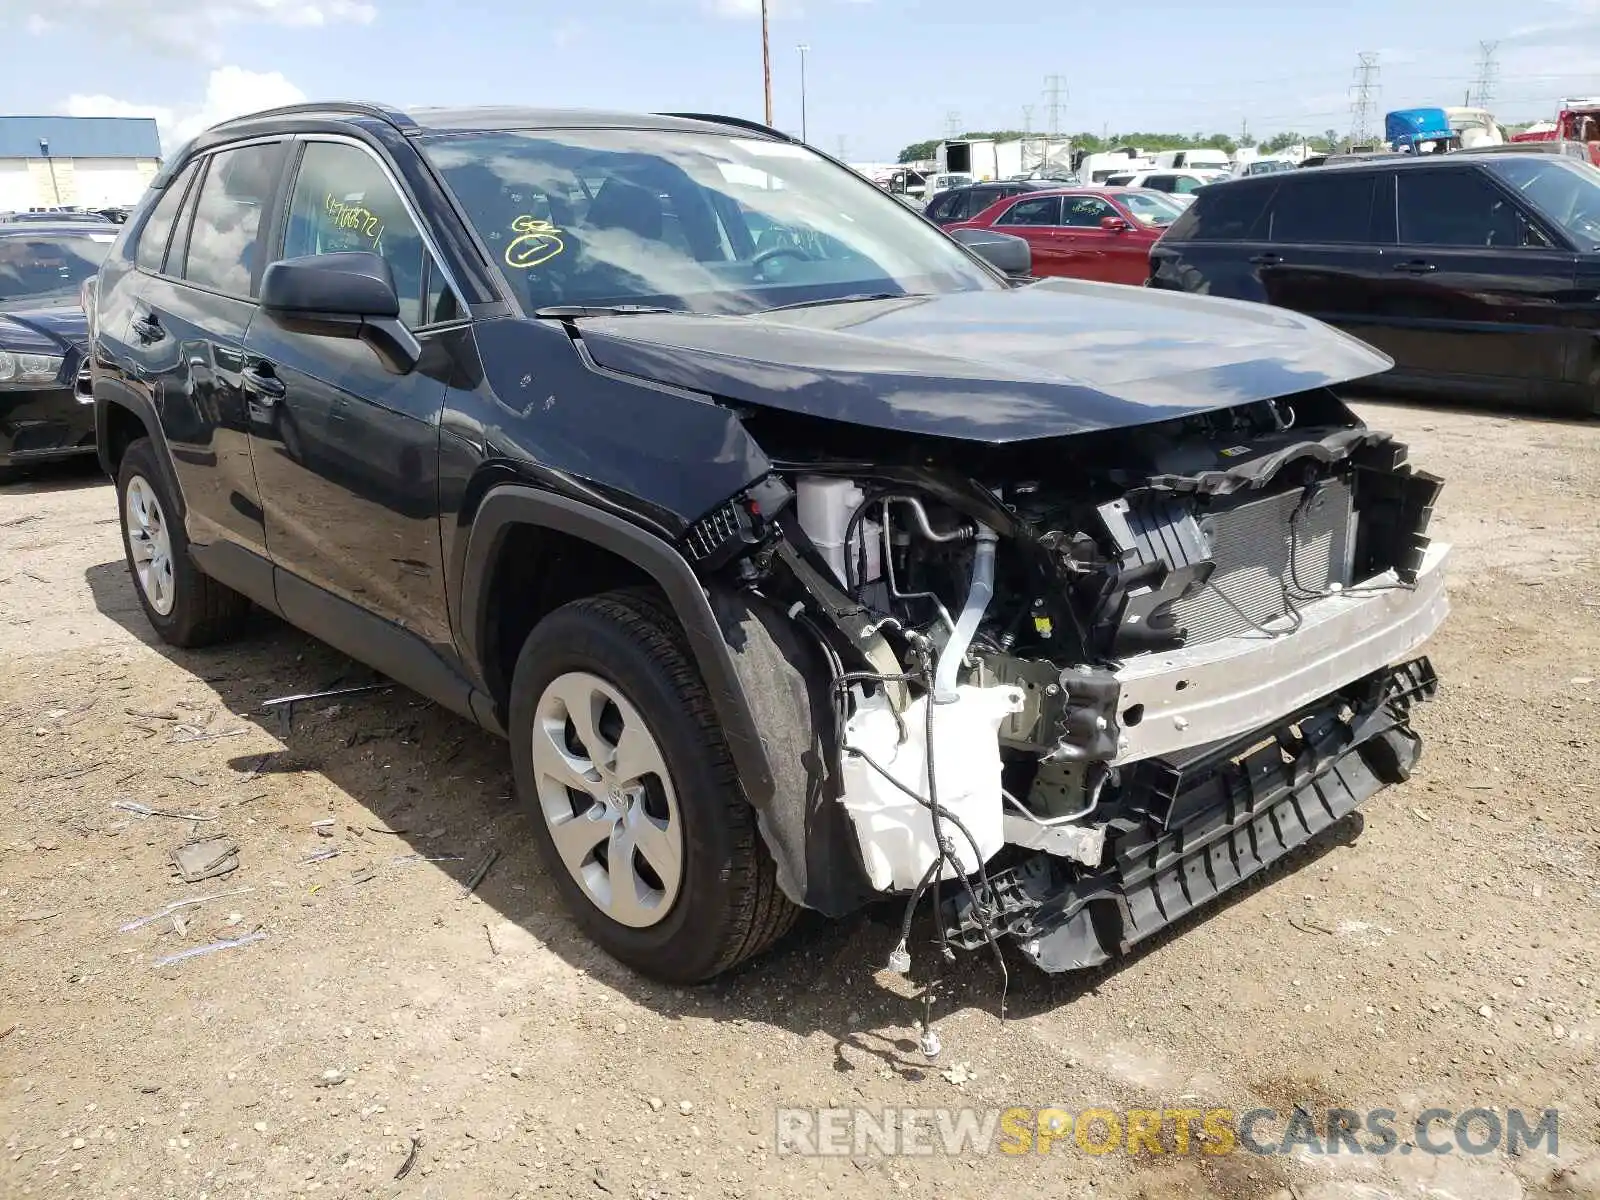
top-left (0, 115), bottom-right (162, 212)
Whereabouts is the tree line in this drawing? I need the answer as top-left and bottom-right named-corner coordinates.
top-left (896, 123), bottom-right (1542, 163)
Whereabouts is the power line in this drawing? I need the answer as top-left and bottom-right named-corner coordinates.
top-left (1472, 41), bottom-right (1500, 108)
top-left (1349, 51), bottom-right (1380, 147)
top-left (1043, 75), bottom-right (1067, 137)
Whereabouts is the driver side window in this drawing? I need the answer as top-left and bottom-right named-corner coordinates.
top-left (282, 142), bottom-right (444, 328)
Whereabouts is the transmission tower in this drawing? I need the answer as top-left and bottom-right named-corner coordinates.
top-left (1349, 52), bottom-right (1380, 147)
top-left (945, 110), bottom-right (962, 139)
top-left (1472, 41), bottom-right (1500, 108)
top-left (1022, 104), bottom-right (1035, 136)
top-left (1043, 75), bottom-right (1067, 137)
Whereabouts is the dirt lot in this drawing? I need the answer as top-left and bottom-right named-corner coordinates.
top-left (2, 400), bottom-right (1597, 1200)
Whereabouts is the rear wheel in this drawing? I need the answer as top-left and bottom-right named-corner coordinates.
top-left (116, 437), bottom-right (250, 647)
top-left (508, 589), bottom-right (797, 982)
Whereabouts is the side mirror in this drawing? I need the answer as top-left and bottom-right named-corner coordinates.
top-left (259, 251), bottom-right (421, 375)
top-left (1101, 216), bottom-right (1131, 233)
top-left (948, 226), bottom-right (1032, 280)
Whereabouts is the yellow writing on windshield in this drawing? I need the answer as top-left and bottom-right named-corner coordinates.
top-left (324, 193), bottom-right (385, 248)
top-left (505, 215), bottom-right (565, 269)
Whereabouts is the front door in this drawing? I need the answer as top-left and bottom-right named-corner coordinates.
top-left (1055, 194), bottom-right (1140, 283)
top-left (1366, 165), bottom-right (1579, 405)
top-left (243, 138), bottom-right (457, 648)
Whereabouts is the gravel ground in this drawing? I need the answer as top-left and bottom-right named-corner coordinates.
top-left (1, 399), bottom-right (1597, 1200)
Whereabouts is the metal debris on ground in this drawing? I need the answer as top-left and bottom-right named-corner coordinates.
top-left (171, 836), bottom-right (241, 883)
top-left (300, 847), bottom-right (343, 866)
top-left (125, 708), bottom-right (179, 721)
top-left (262, 682), bottom-right (392, 736)
top-left (152, 931), bottom-right (268, 968)
top-left (459, 849), bottom-right (501, 900)
top-left (169, 726), bottom-right (250, 745)
top-left (16, 910), bottom-right (62, 923)
top-left (236, 754), bottom-right (270, 784)
top-left (312, 819), bottom-right (336, 838)
top-left (113, 799), bottom-right (220, 823)
top-left (118, 887), bottom-right (254, 933)
top-left (391, 853), bottom-right (464, 866)
top-left (346, 867), bottom-right (376, 886)
top-left (394, 1135), bottom-right (422, 1181)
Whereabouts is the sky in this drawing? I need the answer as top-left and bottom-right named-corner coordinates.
top-left (3, 0), bottom-right (1599, 161)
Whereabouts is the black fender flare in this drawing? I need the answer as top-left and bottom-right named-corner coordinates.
top-left (93, 382), bottom-right (186, 518)
top-left (459, 484), bottom-right (777, 810)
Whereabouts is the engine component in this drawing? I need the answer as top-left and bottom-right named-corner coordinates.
top-left (934, 524), bottom-right (996, 702)
top-left (838, 683), bottom-right (1024, 891)
top-left (795, 476), bottom-right (879, 588)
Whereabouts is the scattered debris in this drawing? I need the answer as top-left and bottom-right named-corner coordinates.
top-left (346, 867), bottom-right (376, 887)
top-left (16, 910), bottom-right (61, 923)
top-left (394, 1135), bottom-right (422, 1181)
top-left (0, 513), bottom-right (41, 528)
top-left (237, 754), bottom-right (270, 784)
top-left (169, 726), bottom-right (250, 745)
top-left (484, 923), bottom-right (499, 956)
top-left (125, 708), bottom-right (179, 721)
top-left (168, 773), bottom-right (207, 789)
top-left (262, 682), bottom-right (392, 735)
top-left (118, 887), bottom-right (254, 933)
top-left (314, 1069), bottom-right (347, 1088)
top-left (312, 819), bottom-right (336, 838)
top-left (391, 854), bottom-right (464, 866)
top-left (1288, 916), bottom-right (1337, 936)
top-left (300, 847), bottom-right (342, 866)
top-left (170, 836), bottom-right (241, 884)
top-left (0, 1024), bottom-right (14, 1041)
top-left (460, 849), bottom-right (501, 900)
top-left (152, 931), bottom-right (268, 968)
top-left (113, 799), bottom-right (219, 822)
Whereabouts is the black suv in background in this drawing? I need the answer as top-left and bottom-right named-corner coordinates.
top-left (87, 103), bottom-right (1448, 985)
top-left (1150, 153), bottom-right (1600, 415)
top-left (922, 180), bottom-right (1058, 225)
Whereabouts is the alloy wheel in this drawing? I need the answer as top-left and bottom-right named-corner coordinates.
top-left (124, 475), bottom-right (175, 616)
top-left (529, 670), bottom-right (684, 928)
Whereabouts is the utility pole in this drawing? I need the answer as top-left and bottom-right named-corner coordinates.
top-left (1043, 74), bottom-right (1066, 137)
top-left (760, 0), bottom-right (772, 126)
top-left (1240, 117), bottom-right (1251, 148)
top-left (1349, 51), bottom-right (1380, 147)
top-left (1022, 104), bottom-right (1034, 136)
top-left (797, 43), bottom-right (809, 142)
top-left (1472, 41), bottom-right (1499, 108)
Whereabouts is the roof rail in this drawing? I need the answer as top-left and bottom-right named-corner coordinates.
top-left (211, 102), bottom-right (418, 134)
top-left (657, 112), bottom-right (795, 143)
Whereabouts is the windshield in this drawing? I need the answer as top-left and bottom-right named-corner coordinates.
top-left (1484, 156), bottom-right (1600, 249)
top-left (1118, 191), bottom-right (1180, 225)
top-left (0, 231), bottom-right (113, 306)
top-left (421, 129), bottom-right (999, 314)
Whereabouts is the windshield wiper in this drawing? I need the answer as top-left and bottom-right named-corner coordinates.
top-left (532, 304), bottom-right (682, 318)
top-left (765, 292), bottom-right (918, 312)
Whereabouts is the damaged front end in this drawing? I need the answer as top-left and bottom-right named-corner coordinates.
top-left (679, 386), bottom-right (1448, 975)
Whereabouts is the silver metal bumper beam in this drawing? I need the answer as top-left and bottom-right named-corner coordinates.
top-left (1110, 542), bottom-right (1451, 765)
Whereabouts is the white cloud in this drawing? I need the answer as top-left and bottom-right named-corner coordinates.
top-left (19, 0), bottom-right (375, 59)
top-left (64, 66), bottom-right (308, 150)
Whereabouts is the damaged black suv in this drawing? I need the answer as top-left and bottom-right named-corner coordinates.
top-left (87, 104), bottom-right (1449, 984)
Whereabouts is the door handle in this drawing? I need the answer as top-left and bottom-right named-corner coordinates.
top-left (242, 363), bottom-right (287, 404)
top-left (1393, 259), bottom-right (1437, 274)
top-left (131, 313), bottom-right (164, 344)
top-left (1248, 253), bottom-right (1283, 266)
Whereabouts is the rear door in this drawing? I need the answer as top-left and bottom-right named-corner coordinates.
top-left (1248, 171), bottom-right (1391, 344)
top-left (992, 195), bottom-right (1066, 273)
top-left (1147, 180), bottom-right (1276, 296)
top-left (242, 137), bottom-right (457, 648)
top-left (1367, 164), bottom-right (1579, 404)
top-left (123, 140), bottom-right (287, 590)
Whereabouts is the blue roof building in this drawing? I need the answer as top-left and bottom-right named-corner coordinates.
top-left (0, 115), bottom-right (163, 212)
top-left (0, 115), bottom-right (161, 160)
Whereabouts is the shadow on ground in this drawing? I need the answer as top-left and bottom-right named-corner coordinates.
top-left (1, 456), bottom-right (107, 495)
top-left (85, 555), bottom-right (1359, 1071)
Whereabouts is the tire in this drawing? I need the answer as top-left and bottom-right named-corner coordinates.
top-left (508, 588), bottom-right (797, 982)
top-left (116, 437), bottom-right (250, 647)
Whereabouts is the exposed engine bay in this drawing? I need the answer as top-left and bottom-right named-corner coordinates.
top-left (680, 387), bottom-right (1448, 979)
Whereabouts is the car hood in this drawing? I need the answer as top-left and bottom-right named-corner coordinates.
top-left (575, 279), bottom-right (1393, 443)
top-left (0, 304), bottom-right (87, 353)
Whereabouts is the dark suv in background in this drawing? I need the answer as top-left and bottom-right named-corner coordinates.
top-left (922, 180), bottom-right (1059, 226)
top-left (1150, 153), bottom-right (1600, 415)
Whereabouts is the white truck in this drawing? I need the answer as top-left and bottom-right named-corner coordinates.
top-left (1152, 148), bottom-right (1233, 173)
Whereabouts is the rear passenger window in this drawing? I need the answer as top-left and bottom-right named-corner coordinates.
top-left (1266, 175), bottom-right (1375, 243)
top-left (181, 143), bottom-right (285, 297)
top-left (134, 162), bottom-right (198, 273)
top-left (998, 196), bottom-right (1060, 226)
top-left (1398, 168), bottom-right (1526, 247)
top-left (925, 192), bottom-right (957, 221)
top-left (1172, 183), bottom-right (1271, 241)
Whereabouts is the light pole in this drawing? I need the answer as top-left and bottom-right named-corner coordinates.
top-left (797, 43), bottom-right (809, 143)
top-left (761, 0), bottom-right (772, 126)
top-left (39, 138), bottom-right (60, 207)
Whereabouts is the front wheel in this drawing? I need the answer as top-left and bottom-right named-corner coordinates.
top-left (116, 437), bottom-right (250, 647)
top-left (508, 589), bottom-right (797, 982)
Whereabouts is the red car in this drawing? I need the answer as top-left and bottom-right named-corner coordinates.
top-left (948, 187), bottom-right (1179, 285)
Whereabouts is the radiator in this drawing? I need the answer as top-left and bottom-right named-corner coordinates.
top-left (1168, 481), bottom-right (1356, 643)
